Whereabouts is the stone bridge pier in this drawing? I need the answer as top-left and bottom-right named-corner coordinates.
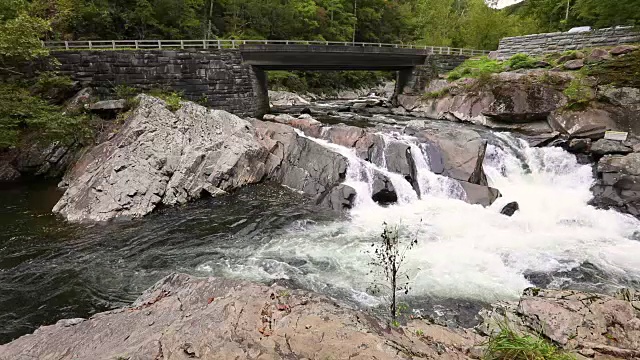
top-left (53, 45), bottom-right (471, 117)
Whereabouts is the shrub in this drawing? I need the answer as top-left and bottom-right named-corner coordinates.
top-left (0, 83), bottom-right (89, 148)
top-left (447, 57), bottom-right (504, 81)
top-left (504, 53), bottom-right (540, 70)
top-left (367, 223), bottom-right (418, 325)
top-left (484, 327), bottom-right (574, 360)
top-left (148, 89), bottom-right (183, 112)
top-left (423, 87), bottom-right (450, 99)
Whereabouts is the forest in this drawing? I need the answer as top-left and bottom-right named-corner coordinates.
top-left (1, 0), bottom-right (639, 59)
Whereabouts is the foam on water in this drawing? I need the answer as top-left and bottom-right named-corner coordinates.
top-left (200, 131), bottom-right (640, 304)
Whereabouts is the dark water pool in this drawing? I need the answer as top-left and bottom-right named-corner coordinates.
top-left (0, 182), bottom-right (336, 344)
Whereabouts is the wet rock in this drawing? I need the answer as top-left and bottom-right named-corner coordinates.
top-left (13, 142), bottom-right (76, 178)
top-left (300, 107), bottom-right (312, 115)
top-left (383, 140), bottom-right (417, 190)
top-left (268, 90), bottom-right (310, 106)
top-left (459, 181), bottom-right (501, 207)
top-left (372, 172), bottom-right (397, 204)
top-left (0, 161), bottom-right (20, 182)
top-left (610, 45), bottom-right (638, 56)
top-left (336, 106), bottom-right (351, 112)
top-left (319, 184), bottom-right (356, 211)
top-left (0, 273), bottom-right (478, 360)
top-left (563, 59), bottom-right (584, 70)
top-left (568, 138), bottom-right (592, 153)
top-left (500, 201), bottom-right (520, 216)
top-left (597, 153), bottom-right (640, 175)
top-left (405, 120), bottom-right (488, 186)
top-left (590, 139), bottom-right (633, 156)
top-left (391, 107), bottom-right (407, 116)
top-left (585, 48), bottom-right (611, 64)
top-left (88, 99), bottom-right (126, 111)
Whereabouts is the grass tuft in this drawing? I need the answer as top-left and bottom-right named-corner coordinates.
top-left (447, 56), bottom-right (504, 81)
top-left (484, 327), bottom-right (574, 360)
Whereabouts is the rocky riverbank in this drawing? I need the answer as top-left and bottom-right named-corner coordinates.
top-left (1, 273), bottom-right (638, 360)
top-left (52, 94), bottom-right (498, 222)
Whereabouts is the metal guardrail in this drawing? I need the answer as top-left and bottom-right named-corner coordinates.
top-left (42, 39), bottom-right (490, 56)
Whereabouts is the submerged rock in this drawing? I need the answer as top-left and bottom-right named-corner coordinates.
top-left (0, 273), bottom-right (480, 360)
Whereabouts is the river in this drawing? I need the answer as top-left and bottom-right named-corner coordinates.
top-left (1, 103), bottom-right (639, 344)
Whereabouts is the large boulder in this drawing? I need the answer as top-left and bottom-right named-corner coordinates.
top-left (54, 95), bottom-right (270, 222)
top-left (548, 107), bottom-right (619, 138)
top-left (0, 273), bottom-right (480, 360)
top-left (405, 120), bottom-right (488, 186)
top-left (252, 120), bottom-right (354, 210)
top-left (590, 153), bottom-right (640, 218)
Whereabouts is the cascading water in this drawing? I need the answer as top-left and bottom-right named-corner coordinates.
top-left (202, 130), bottom-right (640, 305)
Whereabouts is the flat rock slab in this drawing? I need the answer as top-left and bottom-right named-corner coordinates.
top-left (0, 274), bottom-right (479, 360)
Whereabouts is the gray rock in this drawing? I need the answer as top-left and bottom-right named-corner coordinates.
top-left (591, 153), bottom-right (640, 218)
top-left (65, 88), bottom-right (95, 113)
top-left (318, 184), bottom-right (356, 211)
top-left (88, 99), bottom-right (126, 111)
top-left (459, 181), bottom-right (501, 207)
top-left (598, 86), bottom-right (640, 107)
top-left (54, 95), bottom-right (270, 222)
top-left (590, 139), bottom-right (633, 156)
top-left (585, 48), bottom-right (611, 64)
top-left (500, 201), bottom-right (519, 216)
top-left (597, 153), bottom-right (640, 175)
top-left (268, 90), bottom-right (310, 107)
top-left (405, 120), bottom-right (488, 186)
top-left (568, 138), bottom-right (592, 153)
top-left (0, 273), bottom-right (478, 360)
top-left (610, 45), bottom-right (638, 56)
top-left (563, 59), bottom-right (584, 70)
top-left (0, 161), bottom-right (20, 182)
top-left (548, 108), bottom-right (617, 138)
top-left (478, 288), bottom-right (640, 358)
top-left (371, 172), bottom-right (397, 204)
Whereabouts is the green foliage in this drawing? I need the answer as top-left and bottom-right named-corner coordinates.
top-left (505, 53), bottom-right (540, 70)
top-left (268, 70), bottom-right (391, 95)
top-left (423, 87), bottom-right (450, 99)
top-left (148, 89), bottom-right (183, 111)
top-left (484, 327), bottom-right (574, 360)
top-left (447, 57), bottom-right (504, 81)
top-left (562, 76), bottom-right (594, 110)
top-left (415, 329), bottom-right (424, 337)
top-left (0, 1), bottom-right (50, 72)
top-left (0, 83), bottom-right (89, 148)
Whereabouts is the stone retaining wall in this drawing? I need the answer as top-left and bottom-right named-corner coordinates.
top-left (496, 28), bottom-right (640, 59)
top-left (54, 50), bottom-right (269, 117)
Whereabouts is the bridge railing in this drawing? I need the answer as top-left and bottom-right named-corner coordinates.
top-left (42, 39), bottom-right (490, 56)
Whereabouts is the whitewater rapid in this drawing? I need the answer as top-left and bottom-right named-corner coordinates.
top-left (197, 131), bottom-right (640, 304)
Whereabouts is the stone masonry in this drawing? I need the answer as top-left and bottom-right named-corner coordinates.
top-left (396, 54), bottom-right (468, 96)
top-left (496, 27), bottom-right (640, 59)
top-left (54, 50), bottom-right (270, 117)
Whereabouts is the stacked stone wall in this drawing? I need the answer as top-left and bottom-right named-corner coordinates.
top-left (497, 28), bottom-right (640, 59)
top-left (54, 50), bottom-right (269, 117)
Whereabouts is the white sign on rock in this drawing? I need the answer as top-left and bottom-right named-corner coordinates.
top-left (604, 131), bottom-right (628, 141)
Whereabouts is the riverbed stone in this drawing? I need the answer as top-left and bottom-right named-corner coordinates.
top-left (564, 59), bottom-right (585, 70)
top-left (590, 139), bottom-right (633, 156)
top-left (269, 90), bottom-right (310, 107)
top-left (0, 273), bottom-right (480, 360)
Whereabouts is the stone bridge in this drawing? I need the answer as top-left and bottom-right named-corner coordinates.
top-left (47, 40), bottom-right (485, 116)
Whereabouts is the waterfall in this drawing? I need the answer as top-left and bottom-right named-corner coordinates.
top-left (209, 130), bottom-right (640, 305)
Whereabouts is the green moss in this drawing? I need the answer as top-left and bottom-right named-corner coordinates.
top-left (562, 76), bottom-right (595, 110)
top-left (148, 89), bottom-right (184, 112)
top-left (504, 53), bottom-right (541, 70)
top-left (584, 49), bottom-right (640, 87)
top-left (484, 327), bottom-right (575, 360)
top-left (0, 83), bottom-right (90, 149)
top-left (447, 56), bottom-right (504, 81)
